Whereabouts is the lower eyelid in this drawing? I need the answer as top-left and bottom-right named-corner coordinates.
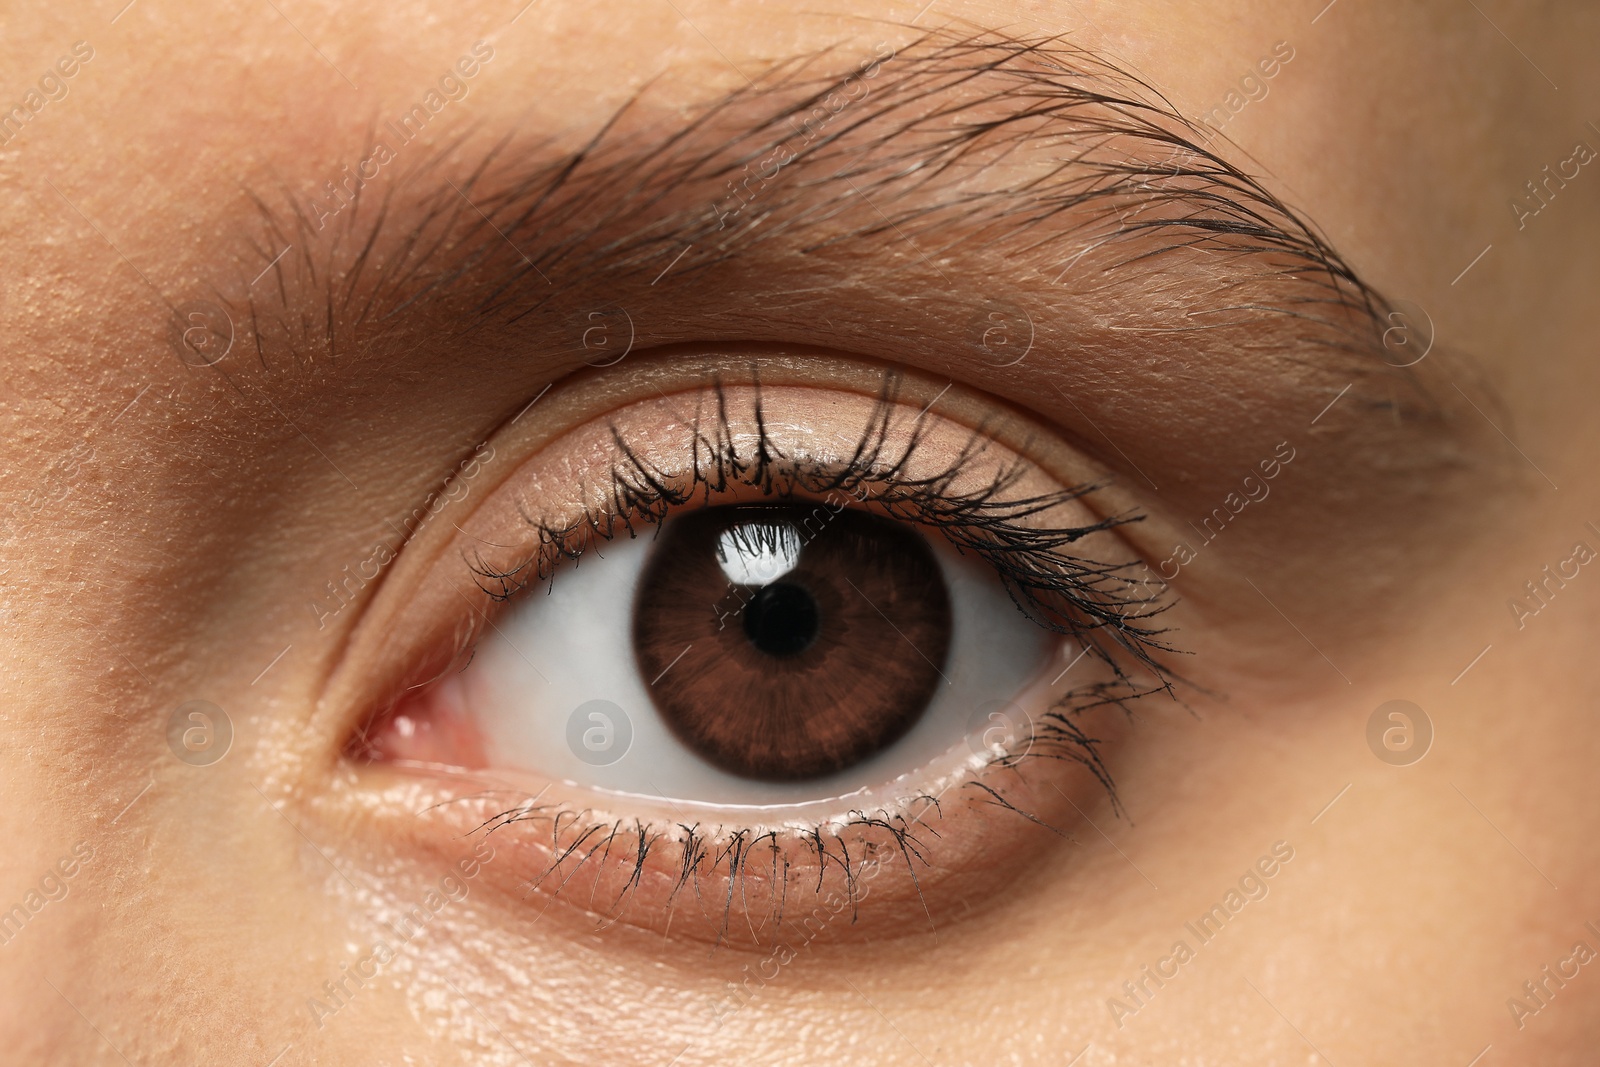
top-left (355, 673), bottom-right (1139, 949)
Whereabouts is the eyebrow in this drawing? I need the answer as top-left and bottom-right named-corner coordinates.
top-left (228, 29), bottom-right (1391, 378)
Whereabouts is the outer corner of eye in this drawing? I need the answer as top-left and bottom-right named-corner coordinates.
top-left (347, 381), bottom-right (1174, 945)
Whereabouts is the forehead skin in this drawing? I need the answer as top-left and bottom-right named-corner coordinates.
top-left (2, 1), bottom-right (1599, 1065)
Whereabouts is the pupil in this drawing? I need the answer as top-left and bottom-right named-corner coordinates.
top-left (742, 581), bottom-right (820, 657)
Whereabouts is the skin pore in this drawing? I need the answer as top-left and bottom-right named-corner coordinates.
top-left (2, 0), bottom-right (1599, 1064)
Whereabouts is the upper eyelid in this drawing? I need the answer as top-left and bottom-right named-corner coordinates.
top-left (219, 28), bottom-right (1391, 375)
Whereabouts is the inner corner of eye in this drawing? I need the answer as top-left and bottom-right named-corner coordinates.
top-left (362, 490), bottom-right (1065, 809)
top-left (356, 668), bottom-right (490, 771)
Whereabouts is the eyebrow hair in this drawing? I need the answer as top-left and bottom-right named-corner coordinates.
top-left (232, 28), bottom-right (1394, 377)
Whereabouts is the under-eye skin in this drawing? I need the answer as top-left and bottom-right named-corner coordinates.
top-left (344, 370), bottom-right (1180, 946)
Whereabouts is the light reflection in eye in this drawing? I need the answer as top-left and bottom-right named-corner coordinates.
top-left (715, 520), bottom-right (802, 585)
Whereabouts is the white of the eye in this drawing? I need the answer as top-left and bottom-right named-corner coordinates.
top-left (459, 526), bottom-right (1052, 810)
top-left (716, 521), bottom-right (802, 585)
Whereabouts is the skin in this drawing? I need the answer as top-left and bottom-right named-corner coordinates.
top-left (1, 0), bottom-right (1598, 1064)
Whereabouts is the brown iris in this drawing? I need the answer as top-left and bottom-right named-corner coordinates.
top-left (632, 503), bottom-right (953, 781)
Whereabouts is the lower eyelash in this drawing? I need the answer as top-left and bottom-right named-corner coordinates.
top-left (436, 372), bottom-right (1186, 939)
top-left (471, 794), bottom-right (947, 938)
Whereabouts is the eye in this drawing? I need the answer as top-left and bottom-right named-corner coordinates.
top-left (342, 366), bottom-right (1175, 945)
top-left (397, 499), bottom-right (1051, 803)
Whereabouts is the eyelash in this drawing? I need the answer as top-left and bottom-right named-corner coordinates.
top-left (420, 374), bottom-right (1181, 935)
